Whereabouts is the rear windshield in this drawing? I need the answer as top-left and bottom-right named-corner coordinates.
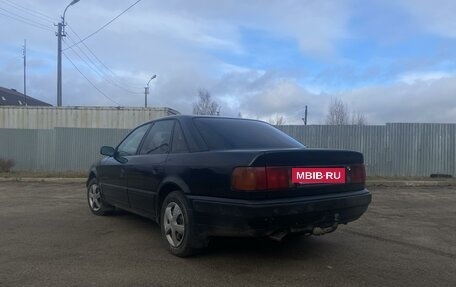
top-left (193, 118), bottom-right (305, 150)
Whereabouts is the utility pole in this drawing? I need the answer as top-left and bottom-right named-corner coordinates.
top-left (304, 105), bottom-right (308, 125)
top-left (302, 105), bottom-right (308, 125)
top-left (144, 85), bottom-right (149, 108)
top-left (56, 0), bottom-right (80, 107)
top-left (56, 21), bottom-right (63, 106)
top-left (145, 75), bottom-right (157, 108)
top-left (23, 39), bottom-right (27, 106)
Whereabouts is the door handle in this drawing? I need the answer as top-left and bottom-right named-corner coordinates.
top-left (120, 168), bottom-right (126, 178)
top-left (152, 167), bottom-right (164, 175)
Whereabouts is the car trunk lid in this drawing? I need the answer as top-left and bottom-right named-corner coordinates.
top-left (231, 148), bottom-right (366, 198)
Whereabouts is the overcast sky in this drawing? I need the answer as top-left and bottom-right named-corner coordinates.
top-left (1, 0), bottom-right (456, 124)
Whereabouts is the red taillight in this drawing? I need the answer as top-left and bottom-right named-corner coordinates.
top-left (231, 167), bottom-right (290, 191)
top-left (347, 164), bottom-right (366, 184)
top-left (266, 167), bottom-right (290, 190)
top-left (231, 167), bottom-right (267, 191)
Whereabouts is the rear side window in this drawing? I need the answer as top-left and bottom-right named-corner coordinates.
top-left (139, 120), bottom-right (174, 155)
top-left (193, 118), bottom-right (304, 150)
top-left (171, 122), bottom-right (189, 153)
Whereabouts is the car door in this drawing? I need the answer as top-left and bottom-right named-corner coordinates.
top-left (100, 123), bottom-right (151, 209)
top-left (125, 120), bottom-right (175, 218)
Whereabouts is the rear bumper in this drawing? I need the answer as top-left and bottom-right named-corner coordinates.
top-left (187, 189), bottom-right (372, 237)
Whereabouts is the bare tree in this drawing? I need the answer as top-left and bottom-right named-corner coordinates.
top-left (326, 98), bottom-right (367, 125)
top-left (192, 89), bottom-right (220, 115)
top-left (325, 98), bottom-right (349, 125)
top-left (268, 114), bottom-right (286, 125)
top-left (351, 111), bottom-right (367, 125)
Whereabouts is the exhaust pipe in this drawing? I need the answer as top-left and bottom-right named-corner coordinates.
top-left (270, 213), bottom-right (340, 240)
top-left (313, 213), bottom-right (340, 236)
top-left (269, 230), bottom-right (288, 241)
top-left (312, 223), bottom-right (338, 236)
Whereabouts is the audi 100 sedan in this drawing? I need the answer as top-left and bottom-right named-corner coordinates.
top-left (87, 115), bottom-right (371, 257)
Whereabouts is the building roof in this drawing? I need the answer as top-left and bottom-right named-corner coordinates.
top-left (0, 87), bottom-right (52, 106)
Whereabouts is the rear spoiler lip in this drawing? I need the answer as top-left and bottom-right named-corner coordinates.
top-left (249, 149), bottom-right (364, 167)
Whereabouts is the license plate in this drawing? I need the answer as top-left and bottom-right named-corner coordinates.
top-left (291, 167), bottom-right (346, 184)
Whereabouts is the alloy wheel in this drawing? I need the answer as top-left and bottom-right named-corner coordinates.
top-left (88, 183), bottom-right (102, 212)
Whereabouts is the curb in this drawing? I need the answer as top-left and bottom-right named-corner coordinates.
top-left (0, 177), bottom-right (86, 183)
top-left (367, 180), bottom-right (456, 187)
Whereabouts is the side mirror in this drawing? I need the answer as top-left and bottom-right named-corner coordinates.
top-left (100, 146), bottom-right (115, 156)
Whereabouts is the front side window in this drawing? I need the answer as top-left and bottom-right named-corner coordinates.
top-left (139, 120), bottom-right (175, 155)
top-left (117, 124), bottom-right (150, 156)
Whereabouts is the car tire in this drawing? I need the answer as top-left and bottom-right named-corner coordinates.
top-left (87, 178), bottom-right (114, 216)
top-left (160, 191), bottom-right (203, 257)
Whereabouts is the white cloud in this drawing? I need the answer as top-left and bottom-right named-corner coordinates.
top-left (274, 1), bottom-right (351, 56)
top-left (398, 71), bottom-right (451, 84)
top-left (400, 0), bottom-right (456, 38)
top-left (207, 71), bottom-right (327, 124)
top-left (1, 0), bottom-right (456, 125)
top-left (342, 75), bottom-right (456, 124)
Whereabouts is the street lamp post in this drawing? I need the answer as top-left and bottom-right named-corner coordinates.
top-left (56, 0), bottom-right (80, 107)
top-left (145, 75), bottom-right (157, 108)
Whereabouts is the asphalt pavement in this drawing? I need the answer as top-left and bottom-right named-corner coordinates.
top-left (0, 182), bottom-right (455, 287)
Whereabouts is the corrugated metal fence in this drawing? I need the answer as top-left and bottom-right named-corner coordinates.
top-left (277, 123), bottom-right (456, 176)
top-left (0, 123), bottom-right (455, 176)
top-left (0, 106), bottom-right (179, 129)
top-left (0, 128), bottom-right (129, 172)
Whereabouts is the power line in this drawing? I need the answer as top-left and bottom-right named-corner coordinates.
top-left (63, 0), bottom-right (143, 51)
top-left (0, 11), bottom-right (53, 32)
top-left (64, 35), bottom-right (143, 95)
top-left (64, 37), bottom-right (111, 81)
top-left (0, 0), bottom-right (56, 23)
top-left (63, 51), bottom-right (121, 106)
top-left (0, 7), bottom-right (54, 31)
top-left (66, 25), bottom-right (143, 90)
top-left (1, 1), bottom-right (140, 106)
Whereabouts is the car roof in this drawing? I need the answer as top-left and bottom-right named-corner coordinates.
top-left (145, 115), bottom-right (266, 125)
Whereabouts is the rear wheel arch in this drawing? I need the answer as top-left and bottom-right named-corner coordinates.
top-left (160, 190), bottom-right (204, 257)
top-left (156, 178), bottom-right (191, 220)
